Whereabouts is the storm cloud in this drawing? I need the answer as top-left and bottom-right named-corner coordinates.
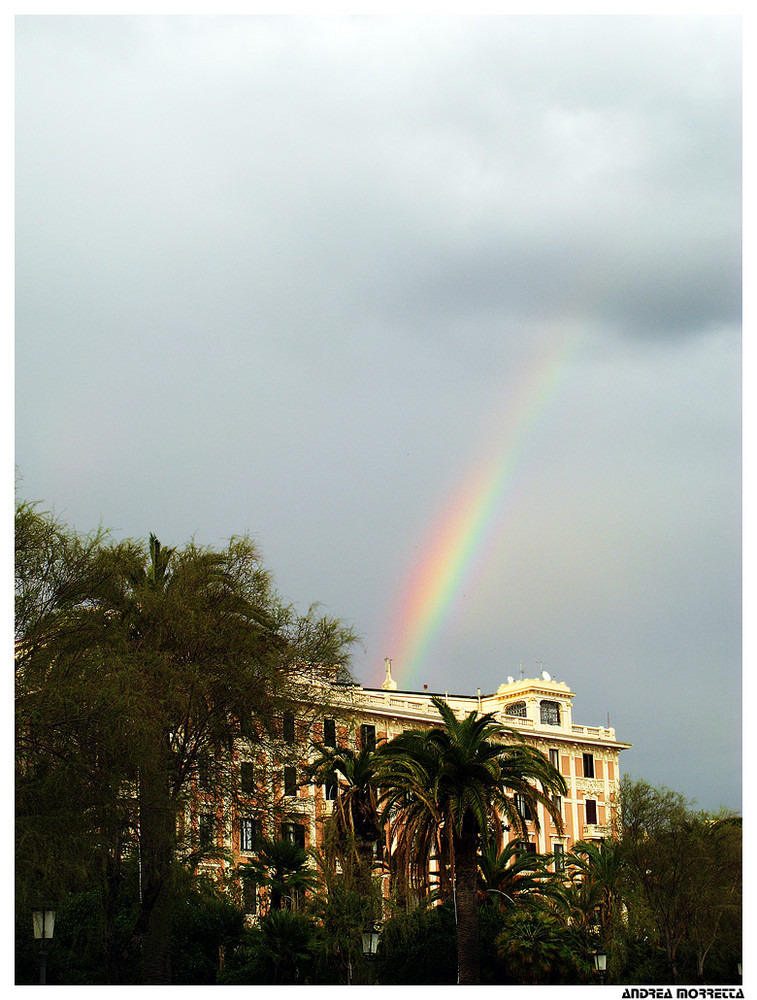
top-left (15, 14), bottom-right (741, 811)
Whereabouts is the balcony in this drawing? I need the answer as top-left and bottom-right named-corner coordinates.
top-left (572, 724), bottom-right (617, 741)
top-left (582, 824), bottom-right (612, 841)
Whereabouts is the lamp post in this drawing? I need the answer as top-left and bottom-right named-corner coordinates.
top-left (361, 927), bottom-right (380, 958)
top-left (593, 950), bottom-right (607, 987)
top-left (361, 924), bottom-right (380, 984)
top-left (32, 908), bottom-right (55, 985)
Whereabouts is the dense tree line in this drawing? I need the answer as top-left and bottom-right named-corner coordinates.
top-left (16, 498), bottom-right (741, 986)
top-left (15, 498), bottom-right (355, 983)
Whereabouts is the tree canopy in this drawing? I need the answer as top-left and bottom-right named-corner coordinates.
top-left (15, 498), bottom-right (356, 983)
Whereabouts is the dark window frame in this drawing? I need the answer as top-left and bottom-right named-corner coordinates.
top-left (198, 812), bottom-right (215, 847)
top-left (583, 752), bottom-right (595, 778)
top-left (239, 816), bottom-right (258, 854)
top-left (240, 761), bottom-right (255, 794)
top-left (540, 700), bottom-right (560, 726)
top-left (282, 711), bottom-right (296, 744)
top-left (585, 798), bottom-right (598, 825)
top-left (514, 793), bottom-right (534, 822)
top-left (361, 724), bottom-right (376, 751)
top-left (515, 839), bottom-right (537, 855)
top-left (323, 717), bottom-right (336, 747)
top-left (283, 766), bottom-right (297, 797)
top-left (281, 822), bottom-right (306, 848)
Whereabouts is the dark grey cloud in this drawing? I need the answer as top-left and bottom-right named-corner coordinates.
top-left (15, 15), bottom-right (741, 812)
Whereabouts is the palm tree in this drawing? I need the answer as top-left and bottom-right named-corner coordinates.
top-left (378, 695), bottom-right (566, 984)
top-left (305, 743), bottom-right (383, 894)
top-left (238, 837), bottom-right (316, 913)
top-left (561, 838), bottom-right (627, 942)
top-left (477, 840), bottom-right (559, 911)
top-left (496, 908), bottom-right (584, 985)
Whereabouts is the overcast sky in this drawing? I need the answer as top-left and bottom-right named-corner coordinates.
top-left (15, 14), bottom-right (742, 812)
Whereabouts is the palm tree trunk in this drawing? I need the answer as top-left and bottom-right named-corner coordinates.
top-left (453, 827), bottom-right (480, 985)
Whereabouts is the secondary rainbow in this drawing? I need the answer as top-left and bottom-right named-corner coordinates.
top-left (382, 330), bottom-right (581, 689)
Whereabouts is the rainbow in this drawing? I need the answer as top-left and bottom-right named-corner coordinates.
top-left (380, 330), bottom-right (582, 689)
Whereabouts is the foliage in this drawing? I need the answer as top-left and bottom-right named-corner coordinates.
top-left (238, 837), bottom-right (317, 914)
top-left (307, 848), bottom-right (384, 984)
top-left (15, 497), bottom-right (356, 984)
top-left (220, 910), bottom-right (318, 984)
top-left (495, 908), bottom-right (591, 985)
top-left (374, 901), bottom-right (457, 984)
top-left (618, 777), bottom-right (742, 984)
top-left (377, 695), bottom-right (565, 984)
top-left (478, 840), bottom-right (561, 910)
top-left (305, 742), bottom-right (383, 888)
top-left (170, 874), bottom-right (246, 984)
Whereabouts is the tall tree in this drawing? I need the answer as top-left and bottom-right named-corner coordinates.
top-left (561, 838), bottom-right (627, 944)
top-left (305, 742), bottom-right (383, 896)
top-left (619, 778), bottom-right (742, 983)
top-left (378, 696), bottom-right (566, 985)
top-left (15, 500), bottom-right (356, 983)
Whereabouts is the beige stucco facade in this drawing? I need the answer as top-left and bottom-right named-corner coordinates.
top-left (190, 668), bottom-right (630, 896)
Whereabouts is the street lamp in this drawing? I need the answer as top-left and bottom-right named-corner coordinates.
top-left (362, 926), bottom-right (380, 959)
top-left (593, 950), bottom-right (607, 986)
top-left (32, 908), bottom-right (55, 985)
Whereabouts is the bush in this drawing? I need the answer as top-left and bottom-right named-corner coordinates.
top-left (375, 902), bottom-right (457, 985)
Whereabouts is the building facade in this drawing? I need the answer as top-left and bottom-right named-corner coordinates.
top-left (187, 663), bottom-right (630, 907)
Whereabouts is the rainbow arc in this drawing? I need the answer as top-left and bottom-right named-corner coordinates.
top-left (381, 330), bottom-right (581, 689)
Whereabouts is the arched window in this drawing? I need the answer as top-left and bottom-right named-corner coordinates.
top-left (540, 700), bottom-right (560, 726)
top-left (505, 701), bottom-right (527, 718)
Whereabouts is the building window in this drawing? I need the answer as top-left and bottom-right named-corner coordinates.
top-left (583, 752), bottom-right (595, 778)
top-left (197, 758), bottom-right (214, 791)
top-left (514, 793), bottom-right (534, 822)
top-left (323, 717), bottom-right (336, 747)
top-left (515, 840), bottom-right (537, 855)
top-left (282, 711), bottom-right (295, 744)
top-left (549, 748), bottom-right (560, 770)
top-left (585, 799), bottom-right (598, 825)
top-left (551, 794), bottom-right (562, 819)
top-left (540, 701), bottom-right (560, 726)
top-left (240, 762), bottom-right (255, 795)
top-left (324, 777), bottom-right (338, 800)
top-left (553, 843), bottom-right (565, 871)
top-left (199, 812), bottom-right (214, 847)
top-left (281, 822), bottom-right (306, 848)
top-left (505, 701), bottom-right (527, 718)
top-left (240, 817), bottom-right (258, 854)
top-left (283, 766), bottom-right (297, 797)
top-left (242, 879), bottom-right (257, 914)
top-left (361, 724), bottom-right (376, 750)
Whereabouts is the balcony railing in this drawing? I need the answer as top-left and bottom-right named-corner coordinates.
top-left (582, 824), bottom-right (612, 840)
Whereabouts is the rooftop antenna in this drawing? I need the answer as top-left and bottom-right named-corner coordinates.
top-left (519, 662), bottom-right (524, 680)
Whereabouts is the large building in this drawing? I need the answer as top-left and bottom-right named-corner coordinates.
top-left (189, 660), bottom-right (630, 904)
